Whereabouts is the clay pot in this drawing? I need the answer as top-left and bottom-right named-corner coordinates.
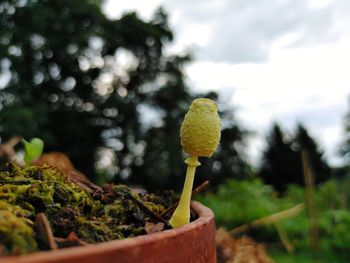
top-left (1, 201), bottom-right (216, 263)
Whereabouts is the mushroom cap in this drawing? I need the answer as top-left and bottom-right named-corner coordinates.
top-left (180, 98), bottom-right (221, 157)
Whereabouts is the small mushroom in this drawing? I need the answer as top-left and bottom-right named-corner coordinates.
top-left (169, 98), bottom-right (221, 228)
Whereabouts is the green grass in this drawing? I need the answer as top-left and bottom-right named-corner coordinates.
top-left (269, 249), bottom-right (349, 263)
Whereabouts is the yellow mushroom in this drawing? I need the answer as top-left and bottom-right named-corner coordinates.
top-left (169, 98), bottom-right (221, 228)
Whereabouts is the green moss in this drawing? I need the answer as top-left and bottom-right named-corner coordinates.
top-left (0, 163), bottom-right (175, 256)
top-left (0, 204), bottom-right (37, 255)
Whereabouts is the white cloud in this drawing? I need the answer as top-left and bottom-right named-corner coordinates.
top-left (103, 0), bottom-right (162, 20)
top-left (163, 0), bottom-right (350, 63)
top-left (103, 0), bottom-right (350, 166)
top-left (308, 0), bottom-right (335, 8)
top-left (185, 34), bottom-right (350, 165)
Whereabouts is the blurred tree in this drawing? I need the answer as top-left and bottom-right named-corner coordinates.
top-left (258, 123), bottom-right (300, 193)
top-left (259, 123), bottom-right (330, 193)
top-left (0, 0), bottom-right (249, 189)
top-left (334, 97), bottom-right (350, 179)
top-left (340, 98), bottom-right (350, 161)
top-left (0, 0), bottom-right (174, 180)
top-left (196, 92), bottom-right (251, 190)
top-left (293, 124), bottom-right (331, 184)
top-left (129, 54), bottom-right (193, 191)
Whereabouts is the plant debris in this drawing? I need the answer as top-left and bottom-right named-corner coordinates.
top-left (144, 222), bottom-right (165, 234)
top-left (54, 232), bottom-right (88, 248)
top-left (0, 163), bottom-right (178, 256)
top-left (35, 213), bottom-right (57, 250)
top-left (216, 228), bottom-right (274, 263)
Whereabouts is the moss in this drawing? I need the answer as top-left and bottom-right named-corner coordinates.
top-left (0, 204), bottom-right (37, 255)
top-left (0, 163), bottom-right (176, 256)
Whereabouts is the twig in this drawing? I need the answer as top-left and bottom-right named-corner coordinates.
top-left (161, 180), bottom-right (210, 217)
top-left (0, 136), bottom-right (22, 160)
top-left (301, 150), bottom-right (319, 253)
top-left (127, 193), bottom-right (172, 228)
top-left (0, 179), bottom-right (32, 185)
top-left (230, 203), bottom-right (305, 235)
top-left (274, 222), bottom-right (294, 253)
top-left (35, 153), bottom-right (103, 194)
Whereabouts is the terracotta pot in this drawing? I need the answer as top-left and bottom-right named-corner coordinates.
top-left (1, 201), bottom-right (216, 263)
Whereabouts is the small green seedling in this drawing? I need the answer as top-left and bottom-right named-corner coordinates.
top-left (22, 138), bottom-right (44, 166)
top-left (169, 98), bottom-right (221, 228)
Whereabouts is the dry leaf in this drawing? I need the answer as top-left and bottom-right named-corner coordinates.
top-left (55, 232), bottom-right (88, 248)
top-left (35, 213), bottom-right (58, 250)
top-left (216, 228), bottom-right (275, 263)
top-left (144, 222), bottom-right (165, 234)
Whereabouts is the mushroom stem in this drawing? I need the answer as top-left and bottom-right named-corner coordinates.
top-left (169, 156), bottom-right (200, 228)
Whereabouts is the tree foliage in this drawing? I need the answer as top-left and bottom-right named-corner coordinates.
top-left (341, 98), bottom-right (350, 161)
top-left (294, 124), bottom-right (331, 183)
top-left (0, 0), bottom-right (248, 190)
top-left (258, 123), bottom-right (330, 193)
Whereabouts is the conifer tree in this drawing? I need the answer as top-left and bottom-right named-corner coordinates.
top-left (259, 123), bottom-right (330, 193)
top-left (259, 123), bottom-right (300, 192)
top-left (293, 124), bottom-right (330, 184)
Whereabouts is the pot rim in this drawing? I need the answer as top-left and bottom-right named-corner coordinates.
top-left (1, 201), bottom-right (214, 263)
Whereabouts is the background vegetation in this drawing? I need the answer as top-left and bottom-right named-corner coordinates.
top-left (1, 0), bottom-right (350, 261)
top-left (0, 0), bottom-right (247, 191)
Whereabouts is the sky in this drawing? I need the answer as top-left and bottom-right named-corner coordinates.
top-left (103, 0), bottom-right (350, 167)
